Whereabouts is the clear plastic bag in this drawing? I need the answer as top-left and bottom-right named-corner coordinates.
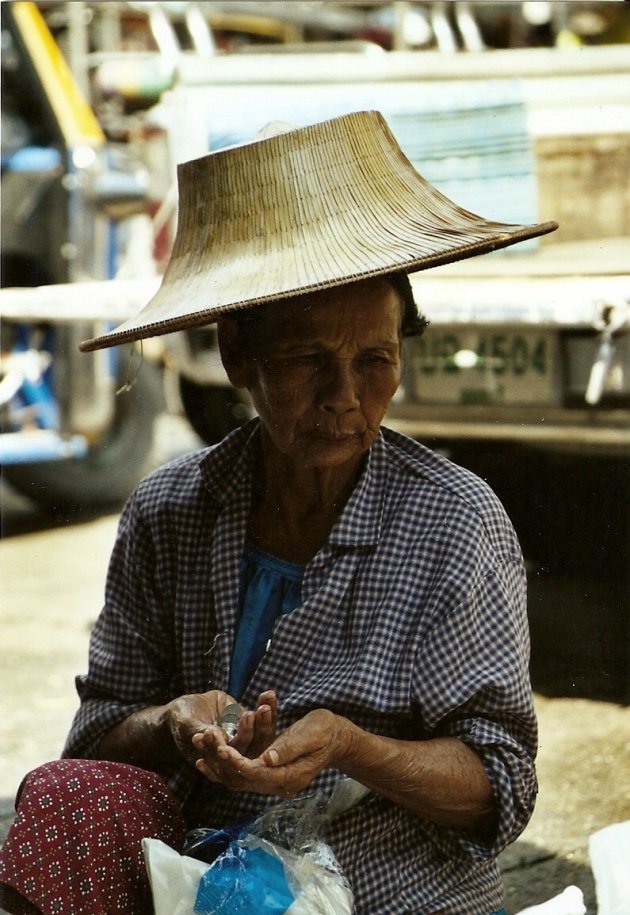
top-left (192, 833), bottom-right (353, 914)
top-left (144, 778), bottom-right (369, 915)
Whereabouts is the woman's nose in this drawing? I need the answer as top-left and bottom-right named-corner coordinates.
top-left (319, 362), bottom-right (360, 414)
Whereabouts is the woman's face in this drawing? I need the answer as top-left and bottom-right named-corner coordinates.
top-left (223, 278), bottom-right (402, 470)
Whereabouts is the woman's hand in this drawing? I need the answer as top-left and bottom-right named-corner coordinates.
top-left (194, 708), bottom-right (349, 796)
top-left (95, 689), bottom-right (278, 775)
top-left (188, 690), bottom-right (278, 775)
top-left (162, 690), bottom-right (237, 764)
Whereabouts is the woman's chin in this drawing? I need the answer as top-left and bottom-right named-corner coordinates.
top-left (294, 433), bottom-right (372, 469)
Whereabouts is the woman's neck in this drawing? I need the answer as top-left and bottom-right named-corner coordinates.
top-left (247, 436), bottom-right (365, 563)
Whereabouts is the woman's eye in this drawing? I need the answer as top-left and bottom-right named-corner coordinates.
top-left (360, 353), bottom-right (390, 365)
top-left (278, 353), bottom-right (319, 369)
top-left (295, 353), bottom-right (322, 364)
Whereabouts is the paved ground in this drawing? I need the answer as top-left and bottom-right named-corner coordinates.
top-left (1, 415), bottom-right (629, 913)
top-left (498, 696), bottom-right (629, 912)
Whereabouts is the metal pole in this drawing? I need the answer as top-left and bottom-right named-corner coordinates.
top-left (66, 1), bottom-right (91, 100)
top-left (392, 2), bottom-right (409, 51)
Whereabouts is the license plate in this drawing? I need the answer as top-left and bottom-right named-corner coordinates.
top-left (406, 328), bottom-right (559, 405)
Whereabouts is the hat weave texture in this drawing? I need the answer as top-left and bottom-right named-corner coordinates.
top-left (80, 110), bottom-right (556, 352)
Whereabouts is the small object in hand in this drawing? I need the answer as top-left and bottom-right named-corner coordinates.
top-left (216, 703), bottom-right (242, 740)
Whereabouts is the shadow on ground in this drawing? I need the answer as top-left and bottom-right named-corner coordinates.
top-left (1, 481), bottom-right (124, 539)
top-left (500, 839), bottom-right (595, 913)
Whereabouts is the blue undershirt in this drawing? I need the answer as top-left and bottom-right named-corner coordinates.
top-left (228, 545), bottom-right (305, 700)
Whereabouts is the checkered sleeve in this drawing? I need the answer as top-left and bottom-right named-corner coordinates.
top-left (411, 508), bottom-right (537, 860)
top-left (62, 488), bottom-right (176, 759)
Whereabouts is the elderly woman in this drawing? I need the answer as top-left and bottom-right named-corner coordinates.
top-left (0, 112), bottom-right (556, 915)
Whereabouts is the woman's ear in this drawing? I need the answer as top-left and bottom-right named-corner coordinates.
top-left (217, 316), bottom-right (248, 388)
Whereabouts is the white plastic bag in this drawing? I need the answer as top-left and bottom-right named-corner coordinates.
top-left (589, 820), bottom-right (630, 915)
top-left (514, 885), bottom-right (586, 915)
top-left (143, 838), bottom-right (209, 915)
top-left (284, 846), bottom-right (353, 913)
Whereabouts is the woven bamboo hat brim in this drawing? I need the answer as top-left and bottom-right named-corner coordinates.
top-left (80, 110), bottom-right (557, 352)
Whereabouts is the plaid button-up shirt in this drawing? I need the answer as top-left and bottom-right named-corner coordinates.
top-left (64, 421), bottom-right (537, 914)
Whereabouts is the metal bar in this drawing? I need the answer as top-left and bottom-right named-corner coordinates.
top-left (0, 277), bottom-right (160, 323)
top-left (177, 44), bottom-right (630, 85)
top-left (386, 416), bottom-right (630, 448)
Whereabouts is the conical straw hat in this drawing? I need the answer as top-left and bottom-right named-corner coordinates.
top-left (80, 110), bottom-right (556, 352)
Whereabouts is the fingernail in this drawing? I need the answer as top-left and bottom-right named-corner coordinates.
top-left (266, 749), bottom-right (279, 766)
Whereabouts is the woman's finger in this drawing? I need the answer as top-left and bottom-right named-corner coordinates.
top-left (195, 757), bottom-right (222, 783)
top-left (262, 717), bottom-right (325, 767)
top-left (247, 705), bottom-right (273, 754)
top-left (192, 724), bottom-right (225, 749)
top-left (256, 689), bottom-right (278, 727)
top-left (229, 710), bottom-right (255, 753)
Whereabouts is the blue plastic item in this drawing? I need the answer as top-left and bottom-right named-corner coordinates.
top-left (194, 843), bottom-right (295, 915)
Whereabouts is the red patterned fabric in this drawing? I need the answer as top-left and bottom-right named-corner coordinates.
top-left (0, 759), bottom-right (187, 915)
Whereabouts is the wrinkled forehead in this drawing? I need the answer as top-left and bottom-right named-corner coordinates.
top-left (249, 276), bottom-right (403, 332)
top-left (233, 283), bottom-right (402, 361)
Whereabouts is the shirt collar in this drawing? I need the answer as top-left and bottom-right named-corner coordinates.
top-left (198, 419), bottom-right (388, 547)
top-left (328, 431), bottom-right (388, 548)
top-left (198, 419), bottom-right (260, 507)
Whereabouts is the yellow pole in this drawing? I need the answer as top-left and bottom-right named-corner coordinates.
top-left (11, 1), bottom-right (104, 148)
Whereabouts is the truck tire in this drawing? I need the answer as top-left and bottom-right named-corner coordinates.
top-left (178, 376), bottom-right (250, 445)
top-left (4, 363), bottom-right (163, 513)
